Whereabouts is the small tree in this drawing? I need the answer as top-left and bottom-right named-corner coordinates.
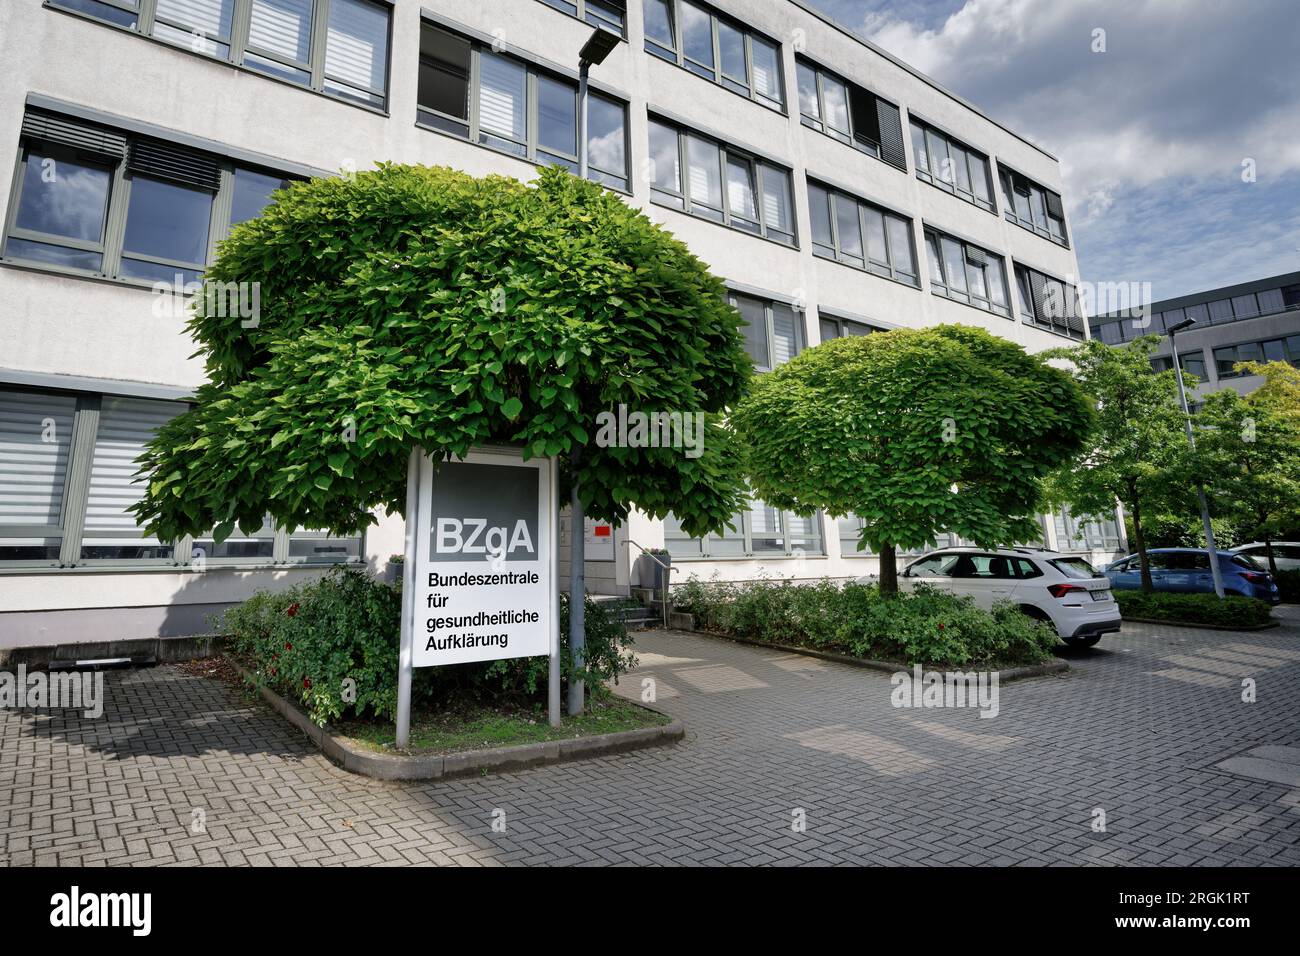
top-left (729, 325), bottom-right (1093, 596)
top-left (133, 164), bottom-right (753, 709)
top-left (1044, 336), bottom-right (1188, 592)
top-left (1190, 364), bottom-right (1300, 574)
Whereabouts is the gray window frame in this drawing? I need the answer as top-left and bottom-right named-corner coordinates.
top-left (808, 181), bottom-right (919, 287)
top-left (924, 227), bottom-right (1011, 318)
top-left (795, 56), bottom-right (904, 171)
top-left (665, 503), bottom-right (824, 559)
top-left (537, 0), bottom-right (627, 37)
top-left (818, 313), bottom-right (886, 342)
top-left (648, 116), bottom-right (797, 247)
top-left (417, 21), bottom-right (631, 193)
top-left (3, 110), bottom-right (302, 287)
top-left (643, 0), bottom-right (785, 112)
top-left (1214, 337), bottom-right (1300, 378)
top-left (727, 290), bottom-right (803, 373)
top-left (910, 119), bottom-right (995, 213)
top-left (0, 385), bottom-right (365, 570)
top-left (45, 0), bottom-right (394, 111)
top-left (998, 165), bottom-right (1068, 247)
top-left (1012, 262), bottom-right (1085, 340)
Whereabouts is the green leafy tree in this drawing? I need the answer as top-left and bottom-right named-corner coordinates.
top-left (729, 325), bottom-right (1093, 596)
top-left (1044, 336), bottom-right (1188, 592)
top-left (1190, 369), bottom-right (1300, 574)
top-left (133, 164), bottom-right (752, 708)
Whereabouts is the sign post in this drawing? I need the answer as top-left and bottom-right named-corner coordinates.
top-left (396, 447), bottom-right (559, 749)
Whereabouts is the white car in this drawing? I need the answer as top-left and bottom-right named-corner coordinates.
top-left (861, 547), bottom-right (1122, 648)
top-left (1230, 542), bottom-right (1300, 573)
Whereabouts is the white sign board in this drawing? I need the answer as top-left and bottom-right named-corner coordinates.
top-left (409, 448), bottom-right (555, 667)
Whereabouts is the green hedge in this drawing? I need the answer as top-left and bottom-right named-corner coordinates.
top-left (1112, 589), bottom-right (1273, 627)
top-left (1275, 569), bottom-right (1300, 603)
top-left (218, 567), bottom-right (636, 726)
top-left (672, 577), bottom-right (1058, 668)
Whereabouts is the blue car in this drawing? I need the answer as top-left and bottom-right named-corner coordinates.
top-left (1104, 548), bottom-right (1281, 604)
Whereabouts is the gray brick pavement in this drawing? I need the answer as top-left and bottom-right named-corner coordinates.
top-left (2, 606), bottom-right (1299, 866)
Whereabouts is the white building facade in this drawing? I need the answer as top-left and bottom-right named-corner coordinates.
top-left (0, 0), bottom-right (1122, 648)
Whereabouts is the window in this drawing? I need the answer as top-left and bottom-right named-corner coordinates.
top-left (648, 118), bottom-right (796, 244)
top-left (3, 108), bottom-right (302, 284)
top-left (730, 292), bottom-right (800, 372)
top-left (840, 525), bottom-right (965, 559)
top-left (50, 0), bottom-right (393, 110)
top-left (924, 228), bottom-right (1010, 317)
top-left (538, 0), bottom-right (626, 36)
top-left (796, 58), bottom-right (906, 172)
top-left (0, 387), bottom-right (364, 567)
top-left (1214, 337), bottom-right (1300, 377)
top-left (417, 23), bottom-right (630, 191)
top-left (664, 501), bottom-right (823, 558)
top-left (998, 166), bottom-right (1067, 246)
top-left (808, 182), bottom-right (918, 286)
top-left (819, 314), bottom-right (885, 342)
top-left (1151, 350), bottom-right (1207, 380)
top-left (910, 120), bottom-right (993, 212)
top-left (644, 0), bottom-right (784, 110)
top-left (1013, 263), bottom-right (1085, 339)
top-left (1054, 507), bottom-right (1120, 552)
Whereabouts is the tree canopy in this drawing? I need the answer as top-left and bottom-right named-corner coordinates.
top-left (133, 164), bottom-right (752, 543)
top-left (729, 324), bottom-right (1093, 593)
top-left (1044, 335), bottom-right (1189, 591)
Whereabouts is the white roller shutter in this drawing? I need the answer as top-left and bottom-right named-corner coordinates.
top-left (0, 390), bottom-right (76, 528)
top-left (325, 0), bottom-right (388, 93)
top-left (81, 396), bottom-right (183, 546)
top-left (248, 0), bottom-right (314, 64)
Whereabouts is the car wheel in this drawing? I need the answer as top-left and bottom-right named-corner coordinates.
top-left (1063, 634), bottom-right (1101, 649)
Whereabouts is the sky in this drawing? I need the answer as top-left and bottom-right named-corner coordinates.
top-left (804, 0), bottom-right (1300, 307)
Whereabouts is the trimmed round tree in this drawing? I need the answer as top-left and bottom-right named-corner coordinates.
top-left (133, 164), bottom-right (752, 705)
top-left (729, 325), bottom-right (1093, 595)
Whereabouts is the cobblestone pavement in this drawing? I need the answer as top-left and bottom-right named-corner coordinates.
top-left (3, 606), bottom-right (1300, 866)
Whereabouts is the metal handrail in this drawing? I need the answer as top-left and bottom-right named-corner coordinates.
top-left (622, 539), bottom-right (676, 627)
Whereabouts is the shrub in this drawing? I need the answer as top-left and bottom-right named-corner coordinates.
top-left (1275, 569), bottom-right (1300, 603)
top-left (672, 576), bottom-right (1057, 668)
top-left (217, 567), bottom-right (636, 725)
top-left (1112, 590), bottom-right (1273, 627)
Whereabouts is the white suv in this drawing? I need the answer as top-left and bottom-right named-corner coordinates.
top-left (1231, 542), bottom-right (1300, 572)
top-left (867, 547), bottom-right (1122, 648)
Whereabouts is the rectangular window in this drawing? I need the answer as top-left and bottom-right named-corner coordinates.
top-left (819, 314), bottom-right (885, 341)
top-left (809, 181), bottom-right (918, 286)
top-left (1054, 507), bottom-right (1120, 552)
top-left (1013, 263), bottom-right (1085, 339)
top-left (796, 57), bottom-right (906, 172)
top-left (3, 108), bottom-right (303, 284)
top-left (537, 0), bottom-right (626, 36)
top-left (923, 228), bottom-right (1010, 317)
top-left (417, 22), bottom-right (631, 191)
top-left (1214, 337), bottom-right (1300, 377)
top-left (998, 165), bottom-right (1068, 246)
top-left (644, 0), bottom-right (784, 110)
top-left (51, 0), bottom-right (393, 109)
top-left (730, 292), bottom-right (800, 372)
top-left (664, 503), bottom-right (823, 558)
top-left (910, 119), bottom-right (994, 212)
top-left (0, 387), bottom-right (364, 567)
top-left (648, 117), bottom-right (796, 245)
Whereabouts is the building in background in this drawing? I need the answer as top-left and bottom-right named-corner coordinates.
top-left (1091, 271), bottom-right (1300, 398)
top-left (0, 0), bottom-right (1115, 647)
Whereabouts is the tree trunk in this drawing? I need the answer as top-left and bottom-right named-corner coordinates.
top-left (879, 542), bottom-right (898, 598)
top-left (567, 446), bottom-right (585, 716)
top-left (1264, 537), bottom-right (1278, 576)
top-left (1130, 493), bottom-right (1153, 593)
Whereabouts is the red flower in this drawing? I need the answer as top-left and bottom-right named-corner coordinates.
top-left (269, 667), bottom-right (277, 676)
top-left (303, 677), bottom-right (312, 690)
top-left (937, 623), bottom-right (945, 630)
top-left (284, 642), bottom-right (293, 651)
top-left (286, 603), bottom-right (300, 617)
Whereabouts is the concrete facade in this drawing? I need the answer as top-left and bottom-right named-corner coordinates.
top-left (0, 0), bottom-right (1117, 646)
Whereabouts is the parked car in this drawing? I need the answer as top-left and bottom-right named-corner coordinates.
top-left (1103, 548), bottom-right (1281, 603)
top-left (858, 547), bottom-right (1122, 648)
top-left (1230, 542), bottom-right (1300, 573)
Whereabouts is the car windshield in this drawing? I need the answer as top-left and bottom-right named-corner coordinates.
top-left (1232, 554), bottom-right (1268, 571)
top-left (1050, 557), bottom-right (1101, 579)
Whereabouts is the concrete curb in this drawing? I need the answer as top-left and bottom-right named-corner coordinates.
top-left (667, 626), bottom-right (1069, 682)
top-left (232, 662), bottom-right (684, 782)
top-left (0, 634), bottom-right (220, 669)
top-left (1121, 616), bottom-right (1279, 631)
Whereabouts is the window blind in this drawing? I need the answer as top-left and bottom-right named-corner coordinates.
top-left (248, 0), bottom-right (314, 63)
top-left (478, 53), bottom-right (527, 139)
top-left (21, 110), bottom-right (128, 158)
top-left (325, 0), bottom-right (388, 92)
top-left (154, 0), bottom-right (235, 37)
top-left (81, 397), bottom-right (182, 537)
top-left (0, 390), bottom-right (77, 528)
top-left (128, 139), bottom-right (222, 190)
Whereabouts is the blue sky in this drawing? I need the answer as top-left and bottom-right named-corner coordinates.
top-left (805, 0), bottom-right (1300, 307)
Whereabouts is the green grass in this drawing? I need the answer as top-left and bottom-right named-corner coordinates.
top-left (335, 696), bottom-right (669, 755)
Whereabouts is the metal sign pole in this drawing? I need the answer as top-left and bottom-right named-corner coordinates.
top-left (396, 447), bottom-right (421, 750)
top-left (548, 457), bottom-right (561, 727)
